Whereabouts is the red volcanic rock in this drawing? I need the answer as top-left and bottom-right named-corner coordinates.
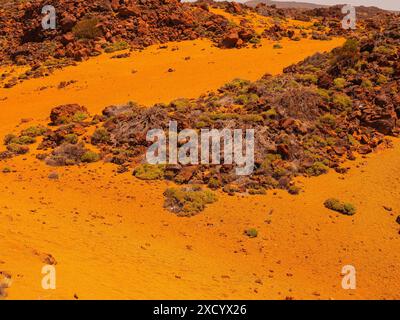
top-left (0, 0), bottom-right (257, 65)
top-left (220, 32), bottom-right (240, 48)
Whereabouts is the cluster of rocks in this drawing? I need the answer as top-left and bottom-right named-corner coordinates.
top-left (0, 0), bottom-right (258, 67)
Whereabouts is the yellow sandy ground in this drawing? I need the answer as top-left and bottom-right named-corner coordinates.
top-left (0, 37), bottom-right (343, 137)
top-left (0, 138), bottom-right (399, 299)
top-left (1, 33), bottom-right (399, 299)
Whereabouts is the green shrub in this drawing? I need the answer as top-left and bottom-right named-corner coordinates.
top-left (81, 151), bottom-right (100, 163)
top-left (335, 39), bottom-right (359, 62)
top-left (72, 112), bottom-right (88, 122)
top-left (273, 43), bottom-right (283, 49)
top-left (376, 74), bottom-right (388, 85)
top-left (6, 143), bottom-right (29, 154)
top-left (170, 98), bottom-right (192, 112)
top-left (249, 36), bottom-right (261, 44)
top-left (104, 41), bottom-right (129, 53)
top-left (133, 164), bottom-right (165, 180)
top-left (235, 93), bottom-right (259, 105)
top-left (374, 45), bottom-right (396, 55)
top-left (64, 134), bottom-right (78, 144)
top-left (262, 108), bottom-right (278, 119)
top-left (91, 128), bottom-right (110, 144)
top-left (3, 134), bottom-right (17, 145)
top-left (319, 113), bottom-right (336, 126)
top-left (333, 77), bottom-right (347, 89)
top-left (16, 135), bottom-right (36, 145)
top-left (297, 73), bottom-right (318, 84)
top-left (221, 78), bottom-right (250, 91)
top-left (306, 162), bottom-right (329, 176)
top-left (244, 228), bottom-right (258, 238)
top-left (381, 67), bottom-right (394, 75)
top-left (21, 125), bottom-right (47, 137)
top-left (72, 18), bottom-right (102, 40)
top-left (2, 167), bottom-right (11, 173)
top-left (361, 79), bottom-right (373, 88)
top-left (195, 121), bottom-right (208, 128)
top-left (288, 185), bottom-right (301, 195)
top-left (164, 186), bottom-right (217, 215)
top-left (208, 177), bottom-right (221, 189)
top-left (316, 88), bottom-right (331, 102)
top-left (222, 184), bottom-right (240, 195)
top-left (324, 198), bottom-right (356, 215)
top-left (332, 93), bottom-right (352, 111)
top-left (248, 187), bottom-right (266, 195)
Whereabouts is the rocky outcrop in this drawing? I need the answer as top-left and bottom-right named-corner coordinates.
top-left (0, 0), bottom-right (255, 65)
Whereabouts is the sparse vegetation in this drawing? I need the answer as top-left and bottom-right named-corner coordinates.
top-left (104, 41), bottom-right (129, 53)
top-left (81, 150), bottom-right (100, 163)
top-left (324, 198), bottom-right (356, 216)
top-left (306, 162), bottom-right (329, 176)
top-left (133, 164), bottom-right (165, 180)
top-left (244, 228), bottom-right (258, 238)
top-left (164, 185), bottom-right (217, 216)
top-left (91, 128), bottom-right (110, 145)
top-left (20, 125), bottom-right (47, 137)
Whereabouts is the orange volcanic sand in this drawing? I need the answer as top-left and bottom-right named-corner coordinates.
top-left (0, 37), bottom-right (343, 137)
top-left (0, 30), bottom-right (399, 300)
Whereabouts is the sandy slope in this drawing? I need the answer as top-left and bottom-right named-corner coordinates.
top-left (0, 26), bottom-right (399, 299)
top-left (0, 37), bottom-right (343, 137)
top-left (0, 138), bottom-right (399, 299)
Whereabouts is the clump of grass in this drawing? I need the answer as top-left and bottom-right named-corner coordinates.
top-left (288, 185), bottom-right (301, 195)
top-left (2, 167), bottom-right (11, 173)
top-left (104, 41), bottom-right (129, 53)
top-left (333, 77), bottom-right (347, 89)
top-left (169, 98), bottom-right (192, 112)
top-left (244, 228), bottom-right (258, 238)
top-left (72, 17), bottom-right (102, 40)
top-left (316, 88), bottom-right (331, 102)
top-left (6, 143), bottom-right (29, 154)
top-left (297, 73), bottom-right (318, 84)
top-left (248, 187), bottom-right (266, 195)
top-left (3, 134), bottom-right (17, 145)
top-left (3, 134), bottom-right (35, 145)
top-left (91, 127), bottom-right (110, 145)
top-left (208, 177), bottom-right (221, 189)
top-left (133, 164), bottom-right (165, 180)
top-left (222, 184), bottom-right (240, 195)
top-left (262, 108), bottom-right (278, 119)
top-left (376, 74), bottom-right (388, 85)
top-left (361, 79), bottom-right (373, 88)
top-left (220, 78), bottom-right (250, 91)
top-left (235, 93), bottom-right (259, 105)
top-left (273, 43), bottom-right (283, 49)
top-left (306, 162), bottom-right (329, 176)
top-left (20, 125), bottom-right (47, 137)
top-left (324, 198), bottom-right (356, 216)
top-left (72, 111), bottom-right (88, 122)
top-left (318, 113), bottom-right (336, 127)
top-left (332, 93), bottom-right (352, 111)
top-left (15, 135), bottom-right (36, 145)
top-left (64, 134), bottom-right (78, 144)
top-left (80, 150), bottom-right (100, 163)
top-left (164, 185), bottom-right (217, 216)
